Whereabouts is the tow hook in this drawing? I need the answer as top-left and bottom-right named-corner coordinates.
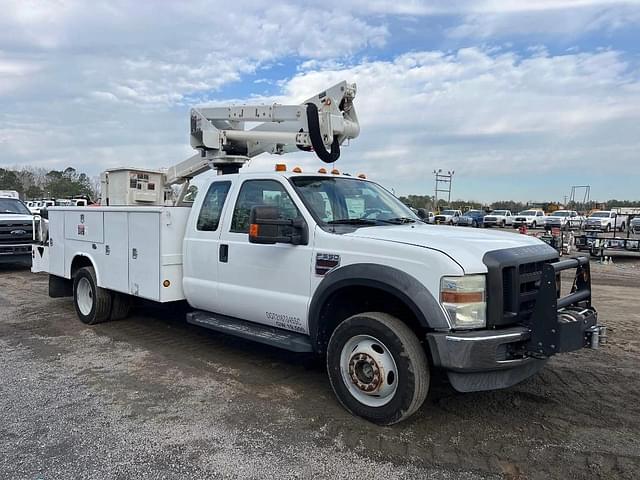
top-left (586, 325), bottom-right (607, 349)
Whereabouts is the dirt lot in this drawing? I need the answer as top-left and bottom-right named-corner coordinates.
top-left (1, 261), bottom-right (639, 479)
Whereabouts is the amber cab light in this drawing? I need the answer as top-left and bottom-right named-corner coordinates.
top-left (275, 164), bottom-right (287, 172)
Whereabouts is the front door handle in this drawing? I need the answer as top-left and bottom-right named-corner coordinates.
top-left (219, 244), bottom-right (229, 263)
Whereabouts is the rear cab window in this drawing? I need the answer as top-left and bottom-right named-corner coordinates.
top-left (196, 181), bottom-right (231, 231)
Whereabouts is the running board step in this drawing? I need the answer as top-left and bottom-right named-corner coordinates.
top-left (186, 311), bottom-right (313, 353)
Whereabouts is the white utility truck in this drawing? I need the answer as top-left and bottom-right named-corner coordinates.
top-left (32, 81), bottom-right (605, 425)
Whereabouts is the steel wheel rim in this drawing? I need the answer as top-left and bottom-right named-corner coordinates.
top-left (339, 334), bottom-right (398, 407)
top-left (77, 277), bottom-right (94, 316)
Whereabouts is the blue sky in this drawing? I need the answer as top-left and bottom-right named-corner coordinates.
top-left (1, 0), bottom-right (639, 203)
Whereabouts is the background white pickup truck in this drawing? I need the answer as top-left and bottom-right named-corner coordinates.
top-left (584, 211), bottom-right (628, 232)
top-left (433, 209), bottom-right (462, 225)
top-left (32, 170), bottom-right (605, 425)
top-left (513, 210), bottom-right (546, 228)
top-left (483, 210), bottom-right (513, 227)
top-left (543, 210), bottom-right (584, 230)
top-left (0, 194), bottom-right (35, 266)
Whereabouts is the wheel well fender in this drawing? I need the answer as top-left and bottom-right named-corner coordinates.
top-left (308, 263), bottom-right (449, 352)
top-left (69, 254), bottom-right (99, 284)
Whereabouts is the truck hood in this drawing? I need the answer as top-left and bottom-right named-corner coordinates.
top-left (346, 223), bottom-right (549, 273)
top-left (0, 214), bottom-right (33, 222)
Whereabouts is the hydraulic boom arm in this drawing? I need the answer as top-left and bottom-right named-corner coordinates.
top-left (164, 81), bottom-right (359, 184)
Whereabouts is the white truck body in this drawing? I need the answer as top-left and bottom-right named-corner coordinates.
top-left (33, 206), bottom-right (190, 302)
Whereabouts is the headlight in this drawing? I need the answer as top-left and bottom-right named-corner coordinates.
top-left (440, 275), bottom-right (486, 329)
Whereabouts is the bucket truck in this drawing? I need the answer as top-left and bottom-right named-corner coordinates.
top-left (31, 81), bottom-right (605, 425)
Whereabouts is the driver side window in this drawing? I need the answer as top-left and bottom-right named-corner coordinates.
top-left (230, 180), bottom-right (301, 234)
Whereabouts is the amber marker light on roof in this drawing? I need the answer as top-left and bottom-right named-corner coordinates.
top-left (357, 173), bottom-right (367, 179)
top-left (331, 169), bottom-right (340, 175)
top-left (275, 164), bottom-right (286, 172)
top-left (292, 166), bottom-right (302, 173)
top-left (318, 168), bottom-right (327, 174)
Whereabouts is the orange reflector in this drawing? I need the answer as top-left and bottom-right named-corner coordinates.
top-left (292, 166), bottom-right (302, 173)
top-left (331, 169), bottom-right (340, 175)
top-left (318, 168), bottom-right (327, 174)
top-left (275, 164), bottom-right (286, 172)
top-left (163, 280), bottom-right (171, 288)
top-left (441, 291), bottom-right (484, 304)
top-left (357, 173), bottom-right (367, 179)
top-left (249, 224), bottom-right (259, 237)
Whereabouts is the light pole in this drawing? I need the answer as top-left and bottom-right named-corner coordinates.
top-left (433, 169), bottom-right (455, 211)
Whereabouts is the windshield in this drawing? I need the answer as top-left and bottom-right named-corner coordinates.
top-left (492, 210), bottom-right (507, 215)
top-left (465, 210), bottom-right (481, 215)
top-left (441, 210), bottom-right (457, 215)
top-left (591, 212), bottom-right (611, 218)
top-left (290, 177), bottom-right (418, 226)
top-left (0, 198), bottom-right (31, 215)
top-left (552, 211), bottom-right (570, 217)
top-left (519, 210), bottom-right (536, 216)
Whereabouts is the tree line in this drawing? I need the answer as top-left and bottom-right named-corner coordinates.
top-left (0, 167), bottom-right (98, 200)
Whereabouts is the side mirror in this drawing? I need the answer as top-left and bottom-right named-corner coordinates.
top-left (39, 207), bottom-right (48, 219)
top-left (248, 205), bottom-right (308, 245)
top-left (416, 208), bottom-right (427, 220)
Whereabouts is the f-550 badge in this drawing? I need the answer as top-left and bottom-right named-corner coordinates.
top-left (316, 253), bottom-right (340, 276)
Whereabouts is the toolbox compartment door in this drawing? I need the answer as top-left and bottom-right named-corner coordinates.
top-left (128, 212), bottom-right (160, 301)
top-left (101, 212), bottom-right (129, 293)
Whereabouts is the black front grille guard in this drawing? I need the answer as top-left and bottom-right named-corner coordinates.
top-left (525, 256), bottom-right (597, 357)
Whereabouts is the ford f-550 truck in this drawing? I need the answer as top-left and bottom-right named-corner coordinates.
top-left (31, 81), bottom-right (605, 425)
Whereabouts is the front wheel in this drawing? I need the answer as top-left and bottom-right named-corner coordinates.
top-left (73, 266), bottom-right (112, 325)
top-left (532, 221), bottom-right (537, 229)
top-left (472, 220), bottom-right (478, 228)
top-left (326, 312), bottom-right (429, 425)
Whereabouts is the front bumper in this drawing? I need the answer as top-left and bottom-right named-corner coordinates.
top-left (0, 244), bottom-right (33, 265)
top-left (427, 256), bottom-right (606, 392)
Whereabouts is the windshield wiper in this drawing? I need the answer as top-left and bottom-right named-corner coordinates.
top-left (327, 218), bottom-right (379, 225)
top-left (376, 217), bottom-right (417, 224)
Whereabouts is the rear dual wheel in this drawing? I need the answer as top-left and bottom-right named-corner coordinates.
top-left (327, 312), bottom-right (429, 425)
top-left (73, 266), bottom-right (131, 324)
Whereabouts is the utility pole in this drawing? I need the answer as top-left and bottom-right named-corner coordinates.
top-left (433, 169), bottom-right (454, 212)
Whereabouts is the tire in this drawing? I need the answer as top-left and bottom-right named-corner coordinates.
top-left (73, 266), bottom-right (112, 325)
top-left (448, 220), bottom-right (453, 226)
top-left (620, 222), bottom-right (625, 232)
top-left (500, 221), bottom-right (505, 228)
top-left (111, 292), bottom-right (132, 320)
top-left (472, 220), bottom-right (478, 228)
top-left (605, 224), bottom-right (611, 233)
top-left (326, 312), bottom-right (429, 425)
top-left (532, 221), bottom-right (537, 229)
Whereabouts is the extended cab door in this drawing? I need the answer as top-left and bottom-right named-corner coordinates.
top-left (216, 178), bottom-right (314, 334)
top-left (182, 180), bottom-right (232, 312)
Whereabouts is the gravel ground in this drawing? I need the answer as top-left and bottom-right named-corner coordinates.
top-left (1, 261), bottom-right (639, 479)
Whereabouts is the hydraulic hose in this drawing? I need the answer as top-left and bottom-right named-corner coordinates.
top-left (305, 102), bottom-right (340, 163)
